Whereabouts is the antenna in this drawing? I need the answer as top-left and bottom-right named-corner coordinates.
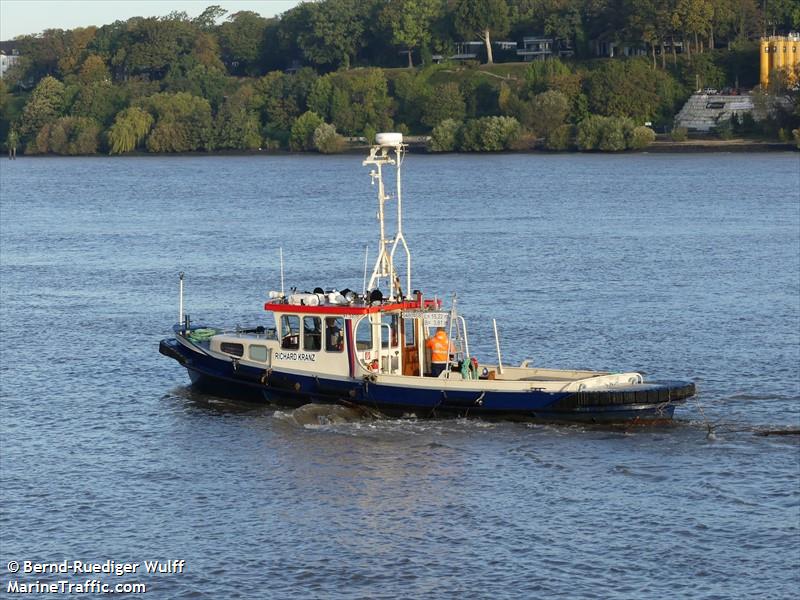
top-left (279, 247), bottom-right (285, 297)
top-left (362, 245), bottom-right (369, 296)
top-left (178, 271), bottom-right (184, 325)
top-left (363, 132), bottom-right (411, 300)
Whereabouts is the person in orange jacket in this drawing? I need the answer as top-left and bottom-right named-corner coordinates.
top-left (426, 327), bottom-right (453, 377)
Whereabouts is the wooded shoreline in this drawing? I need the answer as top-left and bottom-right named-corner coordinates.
top-left (2, 1), bottom-right (798, 157)
top-left (8, 137), bottom-right (795, 159)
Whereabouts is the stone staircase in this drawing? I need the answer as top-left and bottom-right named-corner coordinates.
top-left (675, 93), bottom-right (755, 132)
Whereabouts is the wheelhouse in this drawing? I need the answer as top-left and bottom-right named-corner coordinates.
top-left (264, 294), bottom-right (454, 378)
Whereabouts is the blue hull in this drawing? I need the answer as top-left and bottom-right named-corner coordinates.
top-left (160, 338), bottom-right (688, 423)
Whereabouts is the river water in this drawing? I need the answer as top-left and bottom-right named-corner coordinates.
top-left (1, 152), bottom-right (798, 598)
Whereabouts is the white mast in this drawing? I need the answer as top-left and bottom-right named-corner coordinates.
top-left (363, 133), bottom-right (411, 301)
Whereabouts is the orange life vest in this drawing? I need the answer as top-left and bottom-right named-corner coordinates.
top-left (426, 331), bottom-right (451, 364)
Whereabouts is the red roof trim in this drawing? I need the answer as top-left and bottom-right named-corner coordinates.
top-left (264, 298), bottom-right (440, 315)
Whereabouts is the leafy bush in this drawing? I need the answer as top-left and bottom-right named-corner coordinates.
top-left (715, 118), bottom-right (734, 140)
top-left (498, 83), bottom-right (533, 128)
top-left (597, 118), bottom-right (628, 151)
top-left (544, 124), bottom-right (573, 151)
top-left (458, 116), bottom-right (520, 151)
top-left (576, 115), bottom-right (605, 150)
top-left (34, 116), bottom-right (101, 154)
top-left (793, 128), bottom-right (800, 149)
top-left (508, 131), bottom-right (537, 150)
top-left (428, 118), bottom-right (460, 152)
top-left (670, 126), bottom-right (688, 141)
top-left (629, 126), bottom-right (656, 149)
top-left (313, 122), bottom-right (345, 153)
top-left (290, 111), bottom-right (323, 151)
top-left (142, 92), bottom-right (213, 152)
top-left (576, 115), bottom-right (634, 151)
top-left (530, 90), bottom-right (570, 138)
top-left (525, 58), bottom-right (572, 95)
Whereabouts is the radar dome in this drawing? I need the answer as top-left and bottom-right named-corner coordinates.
top-left (375, 132), bottom-right (403, 146)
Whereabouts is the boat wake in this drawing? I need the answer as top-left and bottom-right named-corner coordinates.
top-left (272, 403), bottom-right (378, 428)
top-left (271, 404), bottom-right (507, 438)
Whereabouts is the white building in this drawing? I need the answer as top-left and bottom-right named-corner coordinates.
top-left (0, 47), bottom-right (21, 79)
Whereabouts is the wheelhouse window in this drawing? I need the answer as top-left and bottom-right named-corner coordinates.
top-left (249, 345), bottom-right (268, 362)
top-left (303, 316), bottom-right (321, 351)
top-left (404, 318), bottom-right (416, 347)
top-left (381, 314), bottom-right (399, 349)
top-left (220, 342), bottom-right (244, 357)
top-left (325, 317), bottom-right (344, 352)
top-left (280, 315), bottom-right (300, 350)
top-left (355, 316), bottom-right (373, 350)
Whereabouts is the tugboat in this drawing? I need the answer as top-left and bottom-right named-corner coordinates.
top-left (160, 133), bottom-right (695, 423)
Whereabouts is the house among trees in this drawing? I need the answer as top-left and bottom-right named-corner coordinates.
top-left (444, 40), bottom-right (518, 62)
top-left (0, 42), bottom-right (21, 79)
top-left (516, 37), bottom-right (574, 61)
top-left (451, 41), bottom-right (482, 61)
top-left (591, 39), bottom-right (647, 58)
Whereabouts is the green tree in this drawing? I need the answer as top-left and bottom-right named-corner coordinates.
top-left (164, 64), bottom-right (228, 110)
top-left (313, 122), bottom-right (346, 153)
top-left (421, 82), bottom-right (466, 128)
top-left (117, 16), bottom-right (198, 80)
top-left (218, 11), bottom-right (268, 75)
top-left (525, 57), bottom-right (572, 94)
top-left (142, 92), bottom-right (213, 152)
top-left (71, 81), bottom-right (126, 126)
top-left (576, 115), bottom-right (635, 151)
top-left (193, 5), bottom-right (227, 30)
top-left (382, 0), bottom-right (443, 67)
top-left (214, 85), bottom-right (262, 150)
top-left (675, 0), bottom-right (714, 54)
top-left (453, 0), bottom-right (510, 64)
top-left (254, 71), bottom-right (309, 135)
top-left (327, 69), bottom-right (392, 136)
top-left (290, 111), bottom-right (324, 151)
top-left (529, 89), bottom-right (570, 138)
top-left (630, 125), bottom-right (656, 148)
top-left (18, 75), bottom-right (66, 148)
top-left (35, 116), bottom-right (101, 154)
top-left (499, 85), bottom-right (526, 124)
top-left (296, 0), bottom-right (367, 70)
top-left (428, 118), bottom-right (461, 151)
top-left (544, 123), bottom-right (573, 150)
top-left (192, 31), bottom-right (226, 71)
top-left (108, 106), bottom-right (154, 154)
top-left (308, 75), bottom-right (334, 121)
top-left (584, 58), bottom-right (684, 125)
top-left (12, 31), bottom-right (61, 79)
top-left (391, 72), bottom-right (431, 127)
top-left (58, 27), bottom-right (99, 77)
top-left (459, 116), bottom-right (520, 150)
top-left (78, 54), bottom-right (110, 85)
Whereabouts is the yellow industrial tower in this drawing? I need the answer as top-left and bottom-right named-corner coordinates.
top-left (760, 34), bottom-right (800, 87)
